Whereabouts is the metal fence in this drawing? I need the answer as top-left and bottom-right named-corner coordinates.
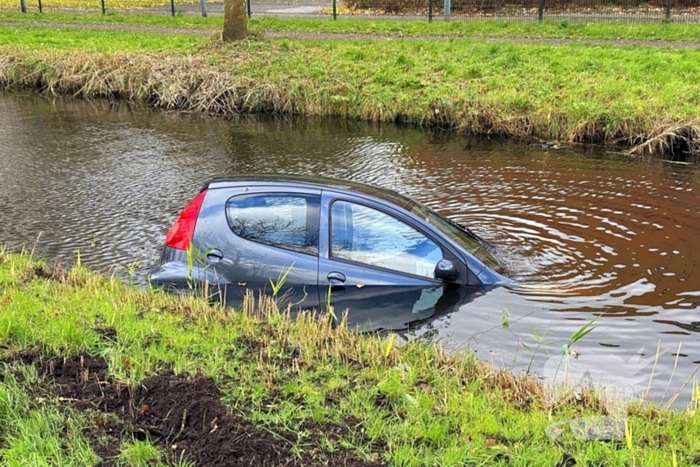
top-left (6, 0), bottom-right (700, 22)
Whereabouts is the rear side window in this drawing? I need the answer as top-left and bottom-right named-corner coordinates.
top-left (226, 194), bottom-right (320, 255)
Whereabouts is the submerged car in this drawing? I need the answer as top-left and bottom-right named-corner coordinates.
top-left (149, 175), bottom-right (507, 327)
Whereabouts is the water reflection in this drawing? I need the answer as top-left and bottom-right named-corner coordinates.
top-left (2, 91), bottom-right (700, 406)
top-left (220, 284), bottom-right (494, 332)
top-left (337, 285), bottom-right (495, 332)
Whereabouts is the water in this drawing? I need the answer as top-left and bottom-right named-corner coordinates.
top-left (2, 92), bottom-right (700, 406)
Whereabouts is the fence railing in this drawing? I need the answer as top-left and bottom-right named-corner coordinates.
top-left (5, 0), bottom-right (700, 22)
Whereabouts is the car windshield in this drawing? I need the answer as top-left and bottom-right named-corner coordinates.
top-left (405, 201), bottom-right (503, 272)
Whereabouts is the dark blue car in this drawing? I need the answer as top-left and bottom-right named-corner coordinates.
top-left (149, 175), bottom-right (507, 329)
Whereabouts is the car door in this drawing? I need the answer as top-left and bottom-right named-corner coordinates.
top-left (331, 284), bottom-right (492, 332)
top-left (195, 185), bottom-right (321, 310)
top-left (318, 191), bottom-right (468, 319)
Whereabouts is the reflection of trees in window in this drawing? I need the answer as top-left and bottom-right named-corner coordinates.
top-left (226, 195), bottom-right (319, 255)
top-left (331, 201), bottom-right (442, 278)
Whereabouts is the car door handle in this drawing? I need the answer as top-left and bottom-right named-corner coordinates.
top-left (327, 272), bottom-right (346, 284)
top-left (206, 248), bottom-right (224, 263)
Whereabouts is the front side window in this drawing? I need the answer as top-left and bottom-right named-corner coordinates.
top-left (330, 201), bottom-right (442, 278)
top-left (226, 194), bottom-right (319, 255)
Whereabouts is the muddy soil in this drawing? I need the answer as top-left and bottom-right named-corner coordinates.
top-left (8, 351), bottom-right (383, 467)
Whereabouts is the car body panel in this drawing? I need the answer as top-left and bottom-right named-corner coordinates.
top-left (192, 185), bottom-right (322, 309)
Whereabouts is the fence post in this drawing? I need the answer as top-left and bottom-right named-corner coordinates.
top-left (170, 0), bottom-right (175, 16)
top-left (333, 0), bottom-right (337, 19)
top-left (665, 0), bottom-right (671, 21)
top-left (38, 0), bottom-right (42, 13)
top-left (428, 0), bottom-right (432, 22)
top-left (444, 0), bottom-right (450, 21)
top-left (20, 0), bottom-right (26, 12)
top-left (100, 0), bottom-right (105, 14)
top-left (247, 0), bottom-right (251, 18)
top-left (200, 0), bottom-right (207, 16)
top-left (538, 0), bottom-right (544, 20)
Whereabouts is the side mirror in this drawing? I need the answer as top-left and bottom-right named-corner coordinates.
top-left (434, 259), bottom-right (459, 282)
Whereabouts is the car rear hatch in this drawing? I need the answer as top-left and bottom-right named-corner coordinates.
top-left (149, 189), bottom-right (212, 289)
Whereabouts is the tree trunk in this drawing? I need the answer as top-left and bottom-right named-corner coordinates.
top-left (223, 0), bottom-right (247, 41)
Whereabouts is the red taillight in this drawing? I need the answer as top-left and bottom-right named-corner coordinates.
top-left (164, 190), bottom-right (207, 250)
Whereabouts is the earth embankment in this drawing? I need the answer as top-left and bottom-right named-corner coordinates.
top-left (1, 17), bottom-right (699, 160)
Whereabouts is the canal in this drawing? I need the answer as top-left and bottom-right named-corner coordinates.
top-left (2, 91), bottom-right (699, 406)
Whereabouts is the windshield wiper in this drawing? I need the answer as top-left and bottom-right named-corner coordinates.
top-left (445, 217), bottom-right (495, 252)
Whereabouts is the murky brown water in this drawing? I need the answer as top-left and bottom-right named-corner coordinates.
top-left (2, 92), bottom-right (699, 406)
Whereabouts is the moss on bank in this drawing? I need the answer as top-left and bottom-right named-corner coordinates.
top-left (1, 20), bottom-right (700, 159)
top-left (1, 251), bottom-right (700, 465)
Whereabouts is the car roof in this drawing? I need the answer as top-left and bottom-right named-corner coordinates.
top-left (204, 174), bottom-right (418, 211)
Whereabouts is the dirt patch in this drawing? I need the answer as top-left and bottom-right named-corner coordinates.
top-left (93, 326), bottom-right (118, 341)
top-left (31, 264), bottom-right (69, 282)
top-left (13, 352), bottom-right (383, 467)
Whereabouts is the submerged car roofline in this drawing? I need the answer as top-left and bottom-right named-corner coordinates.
top-left (204, 175), bottom-right (415, 210)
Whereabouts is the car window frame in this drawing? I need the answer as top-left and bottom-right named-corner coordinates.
top-left (224, 191), bottom-right (321, 257)
top-left (325, 197), bottom-right (454, 282)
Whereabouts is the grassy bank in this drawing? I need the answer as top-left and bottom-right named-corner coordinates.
top-left (4, 12), bottom-right (700, 41)
top-left (259, 17), bottom-right (700, 42)
top-left (1, 16), bottom-right (700, 159)
top-left (1, 250), bottom-right (699, 465)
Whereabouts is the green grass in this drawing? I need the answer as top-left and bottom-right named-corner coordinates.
top-left (2, 12), bottom-right (700, 42)
top-left (0, 0), bottom-right (198, 8)
top-left (117, 440), bottom-right (166, 467)
top-left (0, 22), bottom-right (210, 51)
top-left (0, 364), bottom-right (100, 466)
top-left (0, 11), bottom-right (222, 28)
top-left (1, 250), bottom-right (700, 465)
top-left (255, 16), bottom-right (700, 42)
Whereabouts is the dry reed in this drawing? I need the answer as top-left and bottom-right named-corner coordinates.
top-left (626, 119), bottom-right (700, 163)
